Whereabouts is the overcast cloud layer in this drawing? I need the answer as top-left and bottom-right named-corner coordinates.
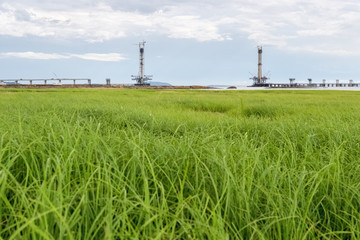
top-left (1, 0), bottom-right (360, 56)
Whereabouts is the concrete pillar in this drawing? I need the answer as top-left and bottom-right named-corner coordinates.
top-left (258, 46), bottom-right (263, 84)
top-left (289, 78), bottom-right (295, 86)
top-left (308, 78), bottom-right (312, 87)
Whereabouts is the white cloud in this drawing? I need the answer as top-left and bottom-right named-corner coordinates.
top-left (0, 0), bottom-right (360, 55)
top-left (1, 52), bottom-right (70, 59)
top-left (153, 14), bottom-right (226, 41)
top-left (71, 53), bottom-right (127, 61)
top-left (0, 1), bottom-right (232, 42)
top-left (287, 46), bottom-right (357, 56)
top-left (0, 51), bottom-right (127, 61)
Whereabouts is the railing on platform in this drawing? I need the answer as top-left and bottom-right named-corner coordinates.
top-left (0, 78), bottom-right (91, 85)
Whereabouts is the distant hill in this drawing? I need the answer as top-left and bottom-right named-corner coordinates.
top-left (207, 85), bottom-right (232, 88)
top-left (150, 82), bottom-right (172, 86)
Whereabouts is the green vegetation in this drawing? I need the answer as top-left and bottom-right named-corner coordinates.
top-left (1, 88), bottom-right (360, 239)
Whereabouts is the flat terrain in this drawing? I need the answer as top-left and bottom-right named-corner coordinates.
top-left (1, 88), bottom-right (360, 239)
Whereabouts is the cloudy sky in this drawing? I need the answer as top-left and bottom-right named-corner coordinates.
top-left (0, 0), bottom-right (359, 85)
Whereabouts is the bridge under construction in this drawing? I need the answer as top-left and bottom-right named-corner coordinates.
top-left (0, 78), bottom-right (91, 86)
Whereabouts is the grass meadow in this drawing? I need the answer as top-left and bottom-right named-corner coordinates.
top-left (1, 88), bottom-right (360, 239)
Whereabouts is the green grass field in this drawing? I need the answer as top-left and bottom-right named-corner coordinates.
top-left (1, 88), bottom-right (360, 239)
